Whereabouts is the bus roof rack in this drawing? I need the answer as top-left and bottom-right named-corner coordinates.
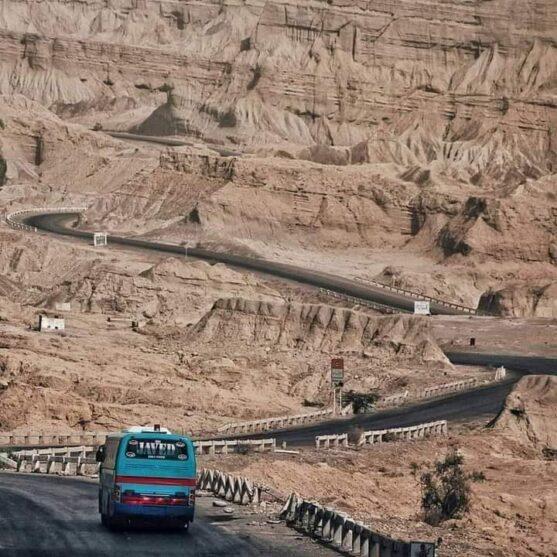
top-left (124, 425), bottom-right (171, 434)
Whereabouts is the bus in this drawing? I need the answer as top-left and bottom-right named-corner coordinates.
top-left (96, 426), bottom-right (196, 530)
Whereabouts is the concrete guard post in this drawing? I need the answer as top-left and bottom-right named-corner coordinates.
top-left (196, 469), bottom-right (262, 506)
top-left (280, 492), bottom-right (435, 556)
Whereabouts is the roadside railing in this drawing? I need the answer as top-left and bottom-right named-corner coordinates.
top-left (375, 390), bottom-right (409, 408)
top-left (197, 469), bottom-right (263, 505)
top-left (218, 410), bottom-right (333, 435)
top-left (376, 368), bottom-right (506, 409)
top-left (0, 432), bottom-right (109, 448)
top-left (319, 288), bottom-right (412, 314)
top-left (5, 206), bottom-right (88, 232)
top-left (6, 438), bottom-right (277, 471)
top-left (280, 493), bottom-right (436, 556)
top-left (195, 438), bottom-right (276, 454)
top-left (355, 276), bottom-right (477, 315)
top-left (316, 420), bottom-right (448, 450)
top-left (358, 420), bottom-right (447, 446)
top-left (315, 433), bottom-right (349, 450)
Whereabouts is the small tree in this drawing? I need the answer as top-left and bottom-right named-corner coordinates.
top-left (420, 449), bottom-right (471, 525)
top-left (343, 390), bottom-right (379, 414)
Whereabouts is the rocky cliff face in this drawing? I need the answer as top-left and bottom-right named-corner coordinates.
top-left (190, 297), bottom-right (449, 366)
top-left (479, 282), bottom-right (557, 318)
top-left (494, 374), bottom-right (557, 450)
top-left (1, 0), bottom-right (555, 314)
top-left (0, 0), bottom-right (555, 186)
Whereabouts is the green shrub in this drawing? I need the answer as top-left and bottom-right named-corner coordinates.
top-left (343, 390), bottom-right (379, 414)
top-left (420, 449), bottom-right (472, 525)
top-left (469, 470), bottom-right (486, 482)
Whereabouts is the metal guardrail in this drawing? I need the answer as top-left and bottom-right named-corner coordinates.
top-left (5, 206), bottom-right (88, 233)
top-left (320, 288), bottom-right (412, 314)
top-left (355, 276), bottom-right (477, 314)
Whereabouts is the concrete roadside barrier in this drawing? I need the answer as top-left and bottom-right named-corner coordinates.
top-left (280, 493), bottom-right (436, 556)
top-left (375, 390), bottom-right (409, 408)
top-left (10, 438), bottom-right (277, 475)
top-left (316, 420), bottom-right (448, 450)
top-left (218, 410), bottom-right (334, 435)
top-left (0, 453), bottom-right (17, 469)
top-left (376, 369), bottom-right (507, 411)
top-left (194, 438), bottom-right (276, 455)
top-left (196, 469), bottom-right (262, 505)
top-left (0, 432), bottom-right (109, 448)
top-left (358, 420), bottom-right (448, 447)
top-left (16, 453), bottom-right (99, 476)
top-left (2, 433), bottom-right (276, 453)
top-left (315, 433), bottom-right (349, 450)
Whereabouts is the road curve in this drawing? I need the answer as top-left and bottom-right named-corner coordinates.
top-left (24, 212), bottom-right (468, 315)
top-left (19, 211), bottom-right (557, 441)
top-left (0, 472), bottom-right (336, 557)
top-left (225, 353), bottom-right (556, 445)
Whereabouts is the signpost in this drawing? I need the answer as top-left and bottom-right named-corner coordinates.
top-left (414, 300), bottom-right (430, 315)
top-left (331, 358), bottom-right (344, 415)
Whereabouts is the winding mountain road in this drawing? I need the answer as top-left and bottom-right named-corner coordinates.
top-left (0, 473), bottom-right (335, 557)
top-left (24, 211), bottom-right (468, 315)
top-left (15, 210), bottom-right (557, 442)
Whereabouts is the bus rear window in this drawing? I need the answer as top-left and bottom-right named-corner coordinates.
top-left (125, 438), bottom-right (188, 461)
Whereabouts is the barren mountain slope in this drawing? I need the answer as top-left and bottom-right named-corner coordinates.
top-left (0, 0), bottom-right (555, 184)
top-left (494, 374), bottom-right (557, 450)
top-left (1, 0), bottom-right (556, 313)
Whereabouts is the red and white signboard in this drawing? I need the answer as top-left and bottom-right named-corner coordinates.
top-left (330, 358), bottom-right (344, 386)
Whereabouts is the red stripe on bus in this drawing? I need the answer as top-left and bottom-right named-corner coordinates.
top-left (116, 476), bottom-right (197, 486)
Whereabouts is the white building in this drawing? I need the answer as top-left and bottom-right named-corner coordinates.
top-left (38, 315), bottom-right (65, 332)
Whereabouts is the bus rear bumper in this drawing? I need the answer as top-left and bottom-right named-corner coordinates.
top-left (113, 503), bottom-right (195, 521)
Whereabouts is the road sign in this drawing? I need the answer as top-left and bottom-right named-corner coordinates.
top-left (414, 300), bottom-right (430, 315)
top-left (93, 232), bottom-right (107, 247)
top-left (331, 358), bottom-right (344, 386)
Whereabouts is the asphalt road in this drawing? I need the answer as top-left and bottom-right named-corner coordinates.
top-left (20, 211), bottom-right (557, 444)
top-left (226, 352), bottom-right (557, 445)
top-left (24, 212), bottom-right (467, 315)
top-left (0, 473), bottom-right (336, 557)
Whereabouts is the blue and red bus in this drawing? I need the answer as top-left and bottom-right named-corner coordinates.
top-left (96, 426), bottom-right (196, 530)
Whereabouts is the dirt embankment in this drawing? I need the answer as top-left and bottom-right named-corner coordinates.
top-left (203, 376), bottom-right (557, 556)
top-left (493, 374), bottom-right (557, 451)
